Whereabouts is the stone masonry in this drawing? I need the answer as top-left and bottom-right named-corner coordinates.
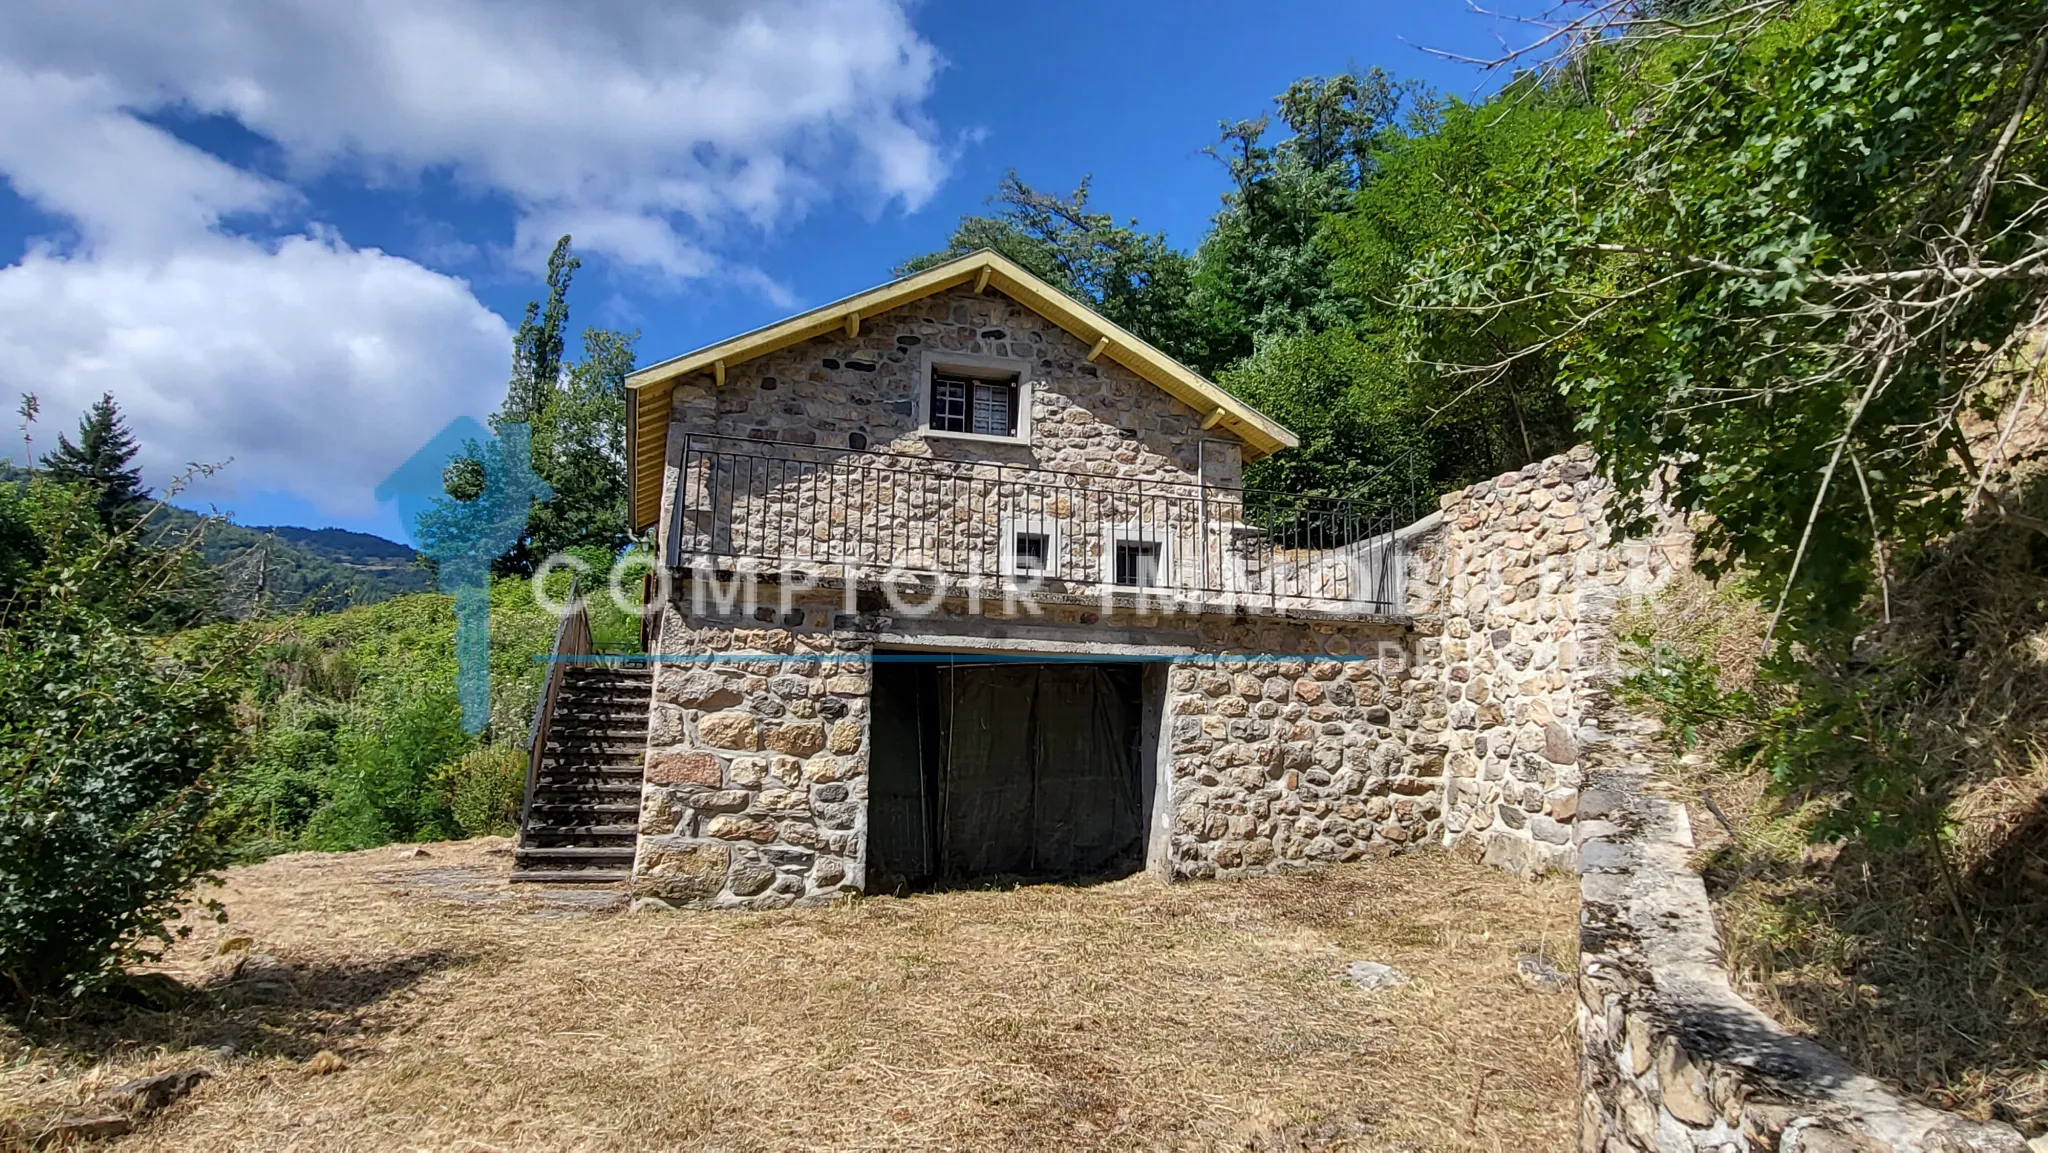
top-left (1575, 706), bottom-right (2028, 1152)
top-left (633, 609), bottom-right (873, 909)
top-left (1402, 446), bottom-right (1692, 876)
top-left (631, 583), bottom-right (1427, 906)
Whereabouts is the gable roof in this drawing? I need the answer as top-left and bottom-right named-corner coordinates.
top-left (623, 249), bottom-right (1298, 531)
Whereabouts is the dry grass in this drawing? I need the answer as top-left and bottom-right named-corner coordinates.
top-left (0, 840), bottom-right (1577, 1152)
top-left (1620, 528), bottom-right (2048, 1137)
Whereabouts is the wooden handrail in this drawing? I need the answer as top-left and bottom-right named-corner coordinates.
top-left (520, 576), bottom-right (593, 848)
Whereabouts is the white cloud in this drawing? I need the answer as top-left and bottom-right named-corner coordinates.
top-left (0, 234), bottom-right (510, 520)
top-left (0, 0), bottom-right (947, 275)
top-left (0, 1), bottom-right (949, 519)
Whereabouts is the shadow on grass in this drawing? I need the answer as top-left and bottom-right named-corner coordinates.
top-left (2, 946), bottom-right (476, 1065)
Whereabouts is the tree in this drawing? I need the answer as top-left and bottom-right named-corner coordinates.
top-left (40, 392), bottom-right (147, 528)
top-left (490, 236), bottom-right (638, 575)
top-left (501, 237), bottom-right (580, 426)
top-left (1411, 0), bottom-right (2048, 641)
top-left (522, 327), bottom-right (635, 562)
top-left (899, 173), bottom-right (1208, 364)
top-left (1188, 69), bottom-right (1419, 368)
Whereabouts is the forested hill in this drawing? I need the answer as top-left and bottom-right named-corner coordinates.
top-left (156, 504), bottom-right (434, 613)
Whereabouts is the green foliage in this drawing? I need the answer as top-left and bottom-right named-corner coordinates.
top-left (1619, 640), bottom-right (1758, 754)
top-left (0, 476), bottom-right (242, 998)
top-left (0, 471), bottom-right (219, 633)
top-left (905, 67), bottom-right (1585, 504)
top-left (502, 236), bottom-right (580, 427)
top-left (491, 236), bottom-right (639, 575)
top-left (0, 629), bottom-right (237, 997)
top-left (38, 392), bottom-right (147, 529)
top-left (438, 743), bottom-right (528, 838)
top-left (207, 581), bottom-right (559, 854)
top-left (1190, 69), bottom-right (1418, 367)
top-left (520, 327), bottom-right (636, 565)
top-left (900, 174), bottom-right (1207, 364)
top-left (1408, 0), bottom-right (2048, 639)
top-left (301, 686), bottom-right (470, 849)
top-left (1216, 328), bottom-right (1429, 502)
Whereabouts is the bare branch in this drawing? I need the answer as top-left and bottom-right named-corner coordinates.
top-left (1960, 31), bottom-right (2048, 237)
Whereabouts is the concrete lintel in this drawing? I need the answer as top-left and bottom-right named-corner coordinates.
top-left (669, 568), bottom-right (1410, 627)
top-left (872, 629), bottom-right (1204, 659)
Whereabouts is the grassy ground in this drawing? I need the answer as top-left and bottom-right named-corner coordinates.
top-left (0, 841), bottom-right (1576, 1152)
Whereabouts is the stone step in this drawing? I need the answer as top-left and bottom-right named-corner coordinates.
top-left (561, 675), bottom-right (651, 689)
top-left (533, 781), bottom-right (643, 797)
top-left (522, 836), bottom-right (639, 851)
top-left (527, 801), bottom-right (640, 816)
top-left (523, 822), bottom-right (639, 836)
top-left (514, 846), bottom-right (636, 866)
top-left (553, 698), bottom-right (649, 710)
top-left (507, 867), bottom-right (630, 885)
top-left (548, 726), bottom-right (649, 740)
top-left (539, 755), bottom-right (644, 771)
top-left (540, 752), bottom-right (643, 764)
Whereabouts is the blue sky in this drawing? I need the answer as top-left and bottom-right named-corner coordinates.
top-left (0, 1), bottom-right (1535, 543)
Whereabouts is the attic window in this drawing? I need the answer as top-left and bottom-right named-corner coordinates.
top-left (930, 371), bottom-right (1018, 438)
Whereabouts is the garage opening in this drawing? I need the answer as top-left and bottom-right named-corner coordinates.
top-left (868, 657), bottom-right (1148, 890)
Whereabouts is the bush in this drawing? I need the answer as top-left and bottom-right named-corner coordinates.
top-left (299, 688), bottom-right (469, 851)
top-left (439, 743), bottom-right (528, 837)
top-left (0, 477), bottom-right (243, 998)
top-left (0, 624), bottom-right (238, 998)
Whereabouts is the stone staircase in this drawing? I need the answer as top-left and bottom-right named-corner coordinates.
top-left (512, 662), bottom-right (652, 885)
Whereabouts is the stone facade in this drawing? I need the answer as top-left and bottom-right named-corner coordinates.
top-left (662, 283), bottom-right (1234, 486)
top-left (633, 607), bottom-right (873, 910)
top-left (643, 284), bottom-right (1374, 612)
top-left (631, 434), bottom-right (1709, 905)
top-left (1155, 646), bottom-right (1432, 878)
top-left (632, 583), bottom-right (1420, 906)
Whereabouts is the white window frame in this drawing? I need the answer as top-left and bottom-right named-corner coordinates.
top-left (917, 351), bottom-right (1034, 445)
top-left (1103, 524), bottom-right (1173, 589)
top-left (997, 513), bottom-right (1065, 580)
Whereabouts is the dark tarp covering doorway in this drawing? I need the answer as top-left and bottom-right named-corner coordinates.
top-left (869, 659), bottom-right (1144, 887)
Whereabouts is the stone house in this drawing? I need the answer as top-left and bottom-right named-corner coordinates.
top-left (516, 250), bottom-right (1659, 907)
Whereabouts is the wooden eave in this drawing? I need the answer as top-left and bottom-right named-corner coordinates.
top-left (623, 249), bottom-right (1298, 532)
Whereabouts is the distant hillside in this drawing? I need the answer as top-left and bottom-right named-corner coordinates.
top-left (156, 505), bottom-right (435, 614)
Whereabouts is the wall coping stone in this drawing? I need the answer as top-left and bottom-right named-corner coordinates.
top-left (1576, 709), bottom-right (2028, 1152)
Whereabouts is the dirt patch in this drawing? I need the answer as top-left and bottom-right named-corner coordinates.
top-left (1, 838), bottom-right (1575, 1151)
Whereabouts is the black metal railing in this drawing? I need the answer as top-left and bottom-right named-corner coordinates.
top-left (665, 434), bottom-right (1423, 614)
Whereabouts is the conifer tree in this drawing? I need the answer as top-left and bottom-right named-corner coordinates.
top-left (41, 392), bottom-right (147, 527)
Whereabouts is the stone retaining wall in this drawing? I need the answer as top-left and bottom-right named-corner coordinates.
top-left (1403, 447), bottom-right (1690, 876)
top-left (1574, 710), bottom-right (2029, 1152)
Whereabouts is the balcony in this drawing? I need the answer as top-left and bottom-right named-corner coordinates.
top-left (664, 434), bottom-right (1419, 618)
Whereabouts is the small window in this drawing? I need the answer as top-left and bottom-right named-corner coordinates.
top-left (1013, 532), bottom-right (1049, 572)
top-left (931, 371), bottom-right (1018, 437)
top-left (1114, 540), bottom-right (1161, 587)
